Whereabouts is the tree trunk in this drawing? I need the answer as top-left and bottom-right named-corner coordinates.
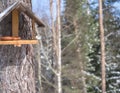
top-left (56, 0), bottom-right (62, 93)
top-left (98, 0), bottom-right (106, 93)
top-left (0, 0), bottom-right (36, 93)
top-left (33, 43), bottom-right (42, 93)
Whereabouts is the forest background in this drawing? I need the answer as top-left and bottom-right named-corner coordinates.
top-left (33, 0), bottom-right (120, 93)
top-left (0, 0), bottom-right (119, 93)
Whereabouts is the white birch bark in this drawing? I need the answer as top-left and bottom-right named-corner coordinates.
top-left (56, 0), bottom-right (62, 93)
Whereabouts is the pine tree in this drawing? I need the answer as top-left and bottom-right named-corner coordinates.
top-left (99, 0), bottom-right (106, 92)
top-left (61, 0), bottom-right (91, 92)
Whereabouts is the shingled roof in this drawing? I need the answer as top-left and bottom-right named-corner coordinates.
top-left (0, 1), bottom-right (45, 27)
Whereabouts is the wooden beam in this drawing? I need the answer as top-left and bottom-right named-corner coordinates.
top-left (32, 19), bottom-right (36, 39)
top-left (12, 9), bottom-right (19, 36)
top-left (0, 40), bottom-right (38, 45)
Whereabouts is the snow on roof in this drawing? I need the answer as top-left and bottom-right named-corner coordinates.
top-left (0, 1), bottom-right (45, 27)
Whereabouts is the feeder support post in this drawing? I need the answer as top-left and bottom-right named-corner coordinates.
top-left (12, 9), bottom-right (19, 37)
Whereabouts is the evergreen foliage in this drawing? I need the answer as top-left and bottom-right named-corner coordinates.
top-left (61, 0), bottom-right (120, 93)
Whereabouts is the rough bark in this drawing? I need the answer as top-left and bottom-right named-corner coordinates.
top-left (33, 43), bottom-right (42, 93)
top-left (0, 0), bottom-right (36, 93)
top-left (33, 25), bottom-right (42, 93)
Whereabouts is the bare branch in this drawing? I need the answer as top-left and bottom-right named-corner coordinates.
top-left (41, 75), bottom-right (57, 89)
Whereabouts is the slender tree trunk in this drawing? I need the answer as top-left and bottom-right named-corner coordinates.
top-left (56, 0), bottom-right (62, 93)
top-left (50, 0), bottom-right (56, 51)
top-left (98, 0), bottom-right (106, 93)
top-left (0, 0), bottom-right (36, 93)
top-left (50, 1), bottom-right (57, 93)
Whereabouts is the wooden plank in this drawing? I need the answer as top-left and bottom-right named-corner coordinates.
top-left (12, 9), bottom-right (19, 36)
top-left (0, 2), bottom-right (20, 22)
top-left (0, 2), bottom-right (45, 27)
top-left (0, 40), bottom-right (38, 45)
top-left (32, 19), bottom-right (36, 39)
top-left (23, 7), bottom-right (45, 27)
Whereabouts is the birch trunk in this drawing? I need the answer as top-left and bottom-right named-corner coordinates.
top-left (0, 0), bottom-right (36, 93)
top-left (50, 0), bottom-right (56, 51)
top-left (56, 0), bottom-right (62, 93)
top-left (98, 0), bottom-right (106, 93)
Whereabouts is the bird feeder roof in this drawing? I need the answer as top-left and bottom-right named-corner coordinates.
top-left (0, 1), bottom-right (45, 27)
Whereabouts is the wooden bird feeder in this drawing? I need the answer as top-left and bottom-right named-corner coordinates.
top-left (0, 1), bottom-right (45, 47)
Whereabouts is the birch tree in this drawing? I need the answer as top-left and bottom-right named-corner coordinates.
top-left (56, 0), bottom-right (62, 93)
